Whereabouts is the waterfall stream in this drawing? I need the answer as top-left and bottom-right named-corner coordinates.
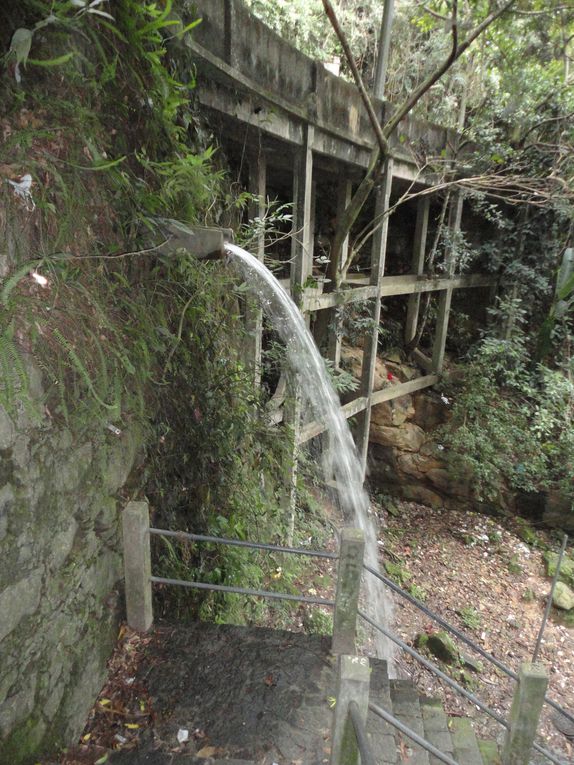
top-left (226, 243), bottom-right (395, 672)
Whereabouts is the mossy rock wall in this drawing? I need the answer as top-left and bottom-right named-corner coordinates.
top-left (0, 370), bottom-right (142, 764)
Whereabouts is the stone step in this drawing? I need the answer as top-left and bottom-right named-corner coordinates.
top-left (478, 738), bottom-right (501, 765)
top-left (448, 717), bottom-right (485, 765)
top-left (389, 679), bottom-right (431, 765)
top-left (420, 700), bottom-right (456, 765)
top-left (108, 753), bottom-right (254, 764)
top-left (367, 658), bottom-right (398, 764)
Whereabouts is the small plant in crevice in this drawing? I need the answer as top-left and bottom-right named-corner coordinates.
top-left (458, 606), bottom-right (481, 631)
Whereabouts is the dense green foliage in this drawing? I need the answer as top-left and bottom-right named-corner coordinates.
top-left (0, 0), bottom-right (322, 626)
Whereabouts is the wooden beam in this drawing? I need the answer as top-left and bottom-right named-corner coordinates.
top-left (370, 375), bottom-right (439, 406)
top-left (298, 396), bottom-right (369, 444)
top-left (405, 196), bottom-right (430, 344)
top-left (297, 374), bottom-right (439, 444)
top-left (355, 159), bottom-right (394, 474)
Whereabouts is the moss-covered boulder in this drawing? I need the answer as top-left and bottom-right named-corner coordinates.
top-left (426, 631), bottom-right (459, 664)
top-left (553, 581), bottom-right (574, 611)
top-left (544, 551), bottom-right (574, 588)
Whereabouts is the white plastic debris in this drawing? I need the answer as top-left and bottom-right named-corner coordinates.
top-left (30, 271), bottom-right (48, 287)
top-left (8, 173), bottom-right (35, 211)
top-left (106, 423), bottom-right (122, 436)
top-left (114, 733), bottom-right (127, 744)
top-left (177, 728), bottom-right (189, 744)
top-left (440, 393), bottom-right (450, 405)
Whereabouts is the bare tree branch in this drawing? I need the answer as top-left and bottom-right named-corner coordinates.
top-left (323, 0), bottom-right (517, 288)
top-left (321, 0), bottom-right (388, 157)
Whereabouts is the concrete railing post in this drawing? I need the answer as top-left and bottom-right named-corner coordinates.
top-left (330, 655), bottom-right (371, 765)
top-left (502, 663), bottom-right (548, 765)
top-left (332, 528), bottom-right (365, 654)
top-left (122, 500), bottom-right (153, 632)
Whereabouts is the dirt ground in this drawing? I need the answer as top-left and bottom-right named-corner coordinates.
top-left (376, 501), bottom-right (574, 763)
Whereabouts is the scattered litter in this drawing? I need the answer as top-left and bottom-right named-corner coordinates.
top-left (30, 270), bottom-right (48, 287)
top-left (114, 734), bottom-right (127, 745)
top-left (7, 173), bottom-right (35, 210)
top-left (437, 444), bottom-right (445, 451)
top-left (440, 393), bottom-right (450, 405)
top-left (106, 423), bottom-right (122, 436)
top-left (125, 676), bottom-right (135, 685)
top-left (177, 728), bottom-right (189, 744)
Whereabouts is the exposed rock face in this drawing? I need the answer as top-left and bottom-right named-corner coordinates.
top-left (341, 347), bottom-right (460, 508)
top-left (347, 347), bottom-right (572, 527)
top-left (0, 356), bottom-right (143, 763)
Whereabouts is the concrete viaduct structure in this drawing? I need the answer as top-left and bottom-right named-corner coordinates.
top-left (185, 0), bottom-right (495, 475)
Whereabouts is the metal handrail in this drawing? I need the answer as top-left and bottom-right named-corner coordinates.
top-left (359, 610), bottom-right (509, 728)
top-left (363, 563), bottom-right (518, 679)
top-left (151, 575), bottom-right (335, 606)
top-left (150, 526), bottom-right (338, 559)
top-left (364, 562), bottom-right (574, 729)
top-left (348, 701), bottom-right (376, 765)
top-left (368, 701), bottom-right (460, 765)
top-left (359, 611), bottom-right (566, 765)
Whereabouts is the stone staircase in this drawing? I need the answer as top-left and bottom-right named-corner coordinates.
top-left (102, 623), bottom-right (503, 765)
top-left (367, 658), bottom-right (500, 765)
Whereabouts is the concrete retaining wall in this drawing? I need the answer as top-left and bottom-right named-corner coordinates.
top-left (0, 370), bottom-right (141, 763)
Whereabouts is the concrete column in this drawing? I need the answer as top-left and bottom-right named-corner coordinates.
top-left (501, 663), bottom-right (548, 765)
top-left (123, 501), bottom-right (153, 632)
top-left (282, 127), bottom-right (314, 542)
top-left (290, 125), bottom-right (315, 302)
top-left (330, 654), bottom-right (371, 765)
top-left (432, 191), bottom-right (463, 373)
top-left (332, 528), bottom-right (365, 654)
top-left (327, 178), bottom-right (353, 368)
top-left (244, 153), bottom-right (266, 387)
top-left (355, 158), bottom-right (393, 474)
top-left (405, 196), bottom-right (430, 345)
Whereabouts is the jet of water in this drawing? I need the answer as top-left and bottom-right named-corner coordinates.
top-left (226, 243), bottom-right (395, 671)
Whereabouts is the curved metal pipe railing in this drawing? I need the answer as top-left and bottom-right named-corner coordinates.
top-left (363, 562), bottom-right (574, 729)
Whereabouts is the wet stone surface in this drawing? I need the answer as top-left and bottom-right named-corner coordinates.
top-left (111, 622), bottom-right (336, 765)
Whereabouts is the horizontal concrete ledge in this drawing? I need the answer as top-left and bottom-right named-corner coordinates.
top-left (301, 273), bottom-right (496, 311)
top-left (302, 285), bottom-right (379, 311)
top-left (379, 273), bottom-right (497, 297)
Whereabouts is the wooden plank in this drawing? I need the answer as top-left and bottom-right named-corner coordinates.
top-left (405, 197), bottom-right (430, 344)
top-left (370, 375), bottom-right (439, 406)
top-left (297, 375), bottom-right (439, 445)
top-left (298, 397), bottom-right (368, 444)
